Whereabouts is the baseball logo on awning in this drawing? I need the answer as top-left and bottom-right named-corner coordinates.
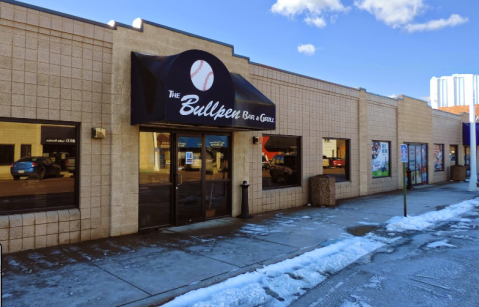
top-left (190, 60), bottom-right (214, 91)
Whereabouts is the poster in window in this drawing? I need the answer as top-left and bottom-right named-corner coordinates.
top-left (434, 144), bottom-right (444, 171)
top-left (185, 152), bottom-right (193, 164)
top-left (372, 142), bottom-right (390, 177)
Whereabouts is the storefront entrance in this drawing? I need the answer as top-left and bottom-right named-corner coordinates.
top-left (138, 129), bottom-right (231, 229)
top-left (407, 143), bottom-right (428, 185)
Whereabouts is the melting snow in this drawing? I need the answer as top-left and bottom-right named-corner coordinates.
top-left (161, 237), bottom-right (384, 307)
top-left (386, 198), bottom-right (479, 232)
top-left (427, 240), bottom-right (456, 248)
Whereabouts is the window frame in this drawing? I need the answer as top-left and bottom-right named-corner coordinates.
top-left (372, 140), bottom-right (391, 179)
top-left (262, 134), bottom-right (302, 190)
top-left (0, 144), bottom-right (15, 166)
top-left (322, 138), bottom-right (351, 182)
top-left (0, 117), bottom-right (81, 215)
top-left (434, 143), bottom-right (445, 172)
top-left (20, 144), bottom-right (32, 158)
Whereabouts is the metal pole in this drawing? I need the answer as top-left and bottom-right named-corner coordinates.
top-left (468, 81), bottom-right (478, 192)
top-left (403, 162), bottom-right (407, 217)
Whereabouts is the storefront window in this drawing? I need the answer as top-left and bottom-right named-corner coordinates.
top-left (449, 145), bottom-right (458, 166)
top-left (323, 139), bottom-right (349, 182)
top-left (372, 141), bottom-right (390, 178)
top-left (0, 120), bottom-right (78, 215)
top-left (434, 144), bottom-right (444, 171)
top-left (262, 136), bottom-right (301, 189)
top-left (464, 145), bottom-right (470, 177)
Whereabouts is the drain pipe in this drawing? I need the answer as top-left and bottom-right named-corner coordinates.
top-left (238, 181), bottom-right (253, 219)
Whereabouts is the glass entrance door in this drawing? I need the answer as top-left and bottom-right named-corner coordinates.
top-left (407, 143), bottom-right (428, 185)
top-left (177, 135), bottom-right (203, 224)
top-left (139, 130), bottom-right (231, 229)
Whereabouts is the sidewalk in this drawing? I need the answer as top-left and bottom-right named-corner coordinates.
top-left (3, 181), bottom-right (478, 307)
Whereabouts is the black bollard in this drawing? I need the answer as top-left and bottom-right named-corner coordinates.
top-left (238, 181), bottom-right (253, 219)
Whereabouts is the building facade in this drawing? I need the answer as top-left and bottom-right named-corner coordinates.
top-left (430, 74), bottom-right (479, 109)
top-left (0, 0), bottom-right (467, 253)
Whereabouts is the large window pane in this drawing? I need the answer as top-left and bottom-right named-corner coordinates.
top-left (323, 139), bottom-right (349, 182)
top-left (434, 144), bottom-right (444, 171)
top-left (372, 141), bottom-right (390, 178)
top-left (205, 135), bottom-right (229, 180)
top-left (139, 132), bottom-right (172, 227)
top-left (0, 121), bottom-right (77, 214)
top-left (262, 136), bottom-right (300, 189)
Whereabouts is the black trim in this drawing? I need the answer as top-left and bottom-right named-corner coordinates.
top-left (0, 117), bottom-right (80, 215)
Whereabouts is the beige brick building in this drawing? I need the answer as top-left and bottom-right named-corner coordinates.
top-left (0, 0), bottom-right (467, 253)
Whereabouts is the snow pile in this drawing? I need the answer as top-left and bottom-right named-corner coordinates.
top-left (386, 198), bottom-right (479, 232)
top-left (161, 237), bottom-right (384, 307)
top-left (426, 240), bottom-right (456, 248)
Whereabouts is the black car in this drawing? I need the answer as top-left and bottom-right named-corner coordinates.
top-left (269, 154), bottom-right (297, 183)
top-left (11, 157), bottom-right (61, 180)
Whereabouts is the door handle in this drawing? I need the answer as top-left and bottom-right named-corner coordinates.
top-left (177, 173), bottom-right (183, 185)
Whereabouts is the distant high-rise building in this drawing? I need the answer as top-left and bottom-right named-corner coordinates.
top-left (430, 74), bottom-right (479, 109)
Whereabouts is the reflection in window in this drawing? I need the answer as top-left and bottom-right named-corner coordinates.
top-left (206, 135), bottom-right (229, 180)
top-left (262, 136), bottom-right (300, 189)
top-left (434, 144), bottom-right (444, 172)
top-left (0, 121), bottom-right (77, 214)
top-left (323, 138), bottom-right (349, 182)
top-left (139, 132), bottom-right (172, 227)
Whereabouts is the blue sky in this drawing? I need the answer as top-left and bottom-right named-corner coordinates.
top-left (18, 0), bottom-right (478, 101)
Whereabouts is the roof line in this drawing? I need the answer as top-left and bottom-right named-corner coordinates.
top-left (140, 20), bottom-right (251, 61)
top-left (1, 0), bottom-right (113, 28)
top-left (250, 62), bottom-right (360, 92)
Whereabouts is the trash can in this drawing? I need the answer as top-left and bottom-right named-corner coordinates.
top-left (450, 165), bottom-right (466, 182)
top-left (310, 175), bottom-right (335, 207)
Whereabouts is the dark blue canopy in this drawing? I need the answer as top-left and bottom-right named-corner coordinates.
top-left (463, 123), bottom-right (479, 145)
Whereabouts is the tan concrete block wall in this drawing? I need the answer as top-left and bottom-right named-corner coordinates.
top-left (0, 2), bottom-right (113, 253)
top-left (432, 110), bottom-right (462, 183)
top-left (110, 23), bottom-right (251, 232)
top-left (397, 96), bottom-right (433, 188)
top-left (249, 65), bottom-right (361, 214)
top-left (367, 101), bottom-right (398, 194)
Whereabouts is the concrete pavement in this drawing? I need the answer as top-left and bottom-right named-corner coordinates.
top-left (3, 181), bottom-right (478, 307)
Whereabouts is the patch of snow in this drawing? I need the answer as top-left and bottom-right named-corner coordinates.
top-left (161, 237), bottom-right (384, 307)
top-left (386, 198), bottom-right (479, 232)
top-left (426, 240), bottom-right (456, 248)
top-left (357, 221), bottom-right (380, 226)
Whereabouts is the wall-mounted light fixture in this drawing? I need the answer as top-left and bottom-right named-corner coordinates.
top-left (253, 136), bottom-right (263, 144)
top-left (92, 128), bottom-right (106, 139)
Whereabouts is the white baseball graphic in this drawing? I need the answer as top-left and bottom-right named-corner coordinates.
top-left (190, 60), bottom-right (214, 91)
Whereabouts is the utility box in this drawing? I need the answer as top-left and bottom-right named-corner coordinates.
top-left (310, 175), bottom-right (336, 207)
top-left (450, 165), bottom-right (466, 182)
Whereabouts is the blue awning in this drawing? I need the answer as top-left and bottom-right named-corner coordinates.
top-left (463, 123), bottom-right (479, 145)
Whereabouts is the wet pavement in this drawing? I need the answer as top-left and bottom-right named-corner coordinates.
top-left (2, 181), bottom-right (478, 307)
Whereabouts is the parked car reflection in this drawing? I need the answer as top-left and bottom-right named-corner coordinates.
top-left (269, 154), bottom-right (297, 183)
top-left (10, 157), bottom-right (61, 180)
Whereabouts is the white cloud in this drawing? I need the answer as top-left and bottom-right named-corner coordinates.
top-left (354, 0), bottom-right (425, 28)
top-left (271, 0), bottom-right (347, 17)
top-left (304, 16), bottom-right (327, 28)
top-left (389, 94), bottom-right (398, 99)
top-left (271, 0), bottom-right (348, 28)
top-left (404, 14), bottom-right (469, 32)
top-left (297, 44), bottom-right (317, 56)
